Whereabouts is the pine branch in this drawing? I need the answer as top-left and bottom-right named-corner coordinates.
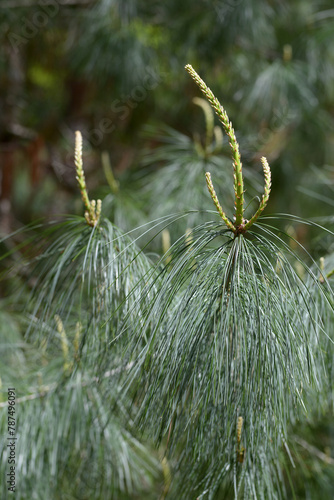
top-left (205, 172), bottom-right (236, 232)
top-left (0, 362), bottom-right (134, 407)
top-left (74, 130), bottom-right (102, 227)
top-left (185, 65), bottom-right (272, 235)
top-left (185, 64), bottom-right (244, 226)
top-left (244, 156), bottom-right (272, 230)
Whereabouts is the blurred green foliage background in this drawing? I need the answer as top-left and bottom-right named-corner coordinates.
top-left (1, 0), bottom-right (334, 232)
top-left (0, 1), bottom-right (334, 498)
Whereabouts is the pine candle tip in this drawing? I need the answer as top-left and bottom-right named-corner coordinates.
top-left (74, 131), bottom-right (83, 168)
top-left (75, 130), bottom-right (82, 148)
top-left (185, 64), bottom-right (195, 74)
